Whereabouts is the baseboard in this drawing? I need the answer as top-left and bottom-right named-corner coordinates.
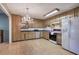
top-left (12, 38), bottom-right (43, 42)
top-left (62, 48), bottom-right (78, 55)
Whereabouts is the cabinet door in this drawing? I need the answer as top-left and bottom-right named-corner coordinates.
top-left (12, 15), bottom-right (22, 41)
top-left (32, 32), bottom-right (36, 38)
top-left (43, 32), bottom-right (49, 40)
top-left (25, 32), bottom-right (29, 40)
top-left (28, 32), bottom-right (33, 39)
top-left (57, 33), bottom-right (61, 45)
top-left (22, 32), bottom-right (37, 40)
top-left (21, 32), bottom-right (29, 40)
top-left (40, 32), bottom-right (43, 38)
top-left (21, 32), bottom-right (25, 40)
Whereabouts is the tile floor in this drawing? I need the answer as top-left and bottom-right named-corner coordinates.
top-left (0, 39), bottom-right (74, 55)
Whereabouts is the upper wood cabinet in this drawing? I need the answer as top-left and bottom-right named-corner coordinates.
top-left (12, 15), bottom-right (22, 41)
top-left (28, 20), bottom-right (44, 28)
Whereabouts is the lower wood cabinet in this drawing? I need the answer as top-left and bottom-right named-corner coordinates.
top-left (21, 32), bottom-right (29, 40)
top-left (25, 32), bottom-right (29, 39)
top-left (21, 32), bottom-right (36, 40)
top-left (42, 32), bottom-right (49, 40)
top-left (13, 30), bottom-right (50, 41)
top-left (32, 32), bottom-right (36, 38)
top-left (40, 32), bottom-right (43, 38)
top-left (29, 32), bottom-right (35, 39)
top-left (21, 31), bottom-right (49, 40)
top-left (21, 32), bottom-right (24, 40)
top-left (56, 33), bottom-right (61, 45)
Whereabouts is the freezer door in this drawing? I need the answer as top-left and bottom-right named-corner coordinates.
top-left (62, 17), bottom-right (70, 50)
top-left (70, 17), bottom-right (79, 54)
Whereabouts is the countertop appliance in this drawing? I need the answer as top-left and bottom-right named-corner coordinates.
top-left (62, 16), bottom-right (79, 54)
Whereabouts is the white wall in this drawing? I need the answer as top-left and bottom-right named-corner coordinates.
top-left (0, 3), bottom-right (12, 43)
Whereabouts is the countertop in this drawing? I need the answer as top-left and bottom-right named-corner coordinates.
top-left (20, 28), bottom-right (61, 33)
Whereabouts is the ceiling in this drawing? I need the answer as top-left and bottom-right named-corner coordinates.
top-left (0, 9), bottom-right (5, 14)
top-left (0, 6), bottom-right (4, 14)
top-left (3, 3), bottom-right (79, 19)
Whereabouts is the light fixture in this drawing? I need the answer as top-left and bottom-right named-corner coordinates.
top-left (22, 8), bottom-right (33, 23)
top-left (44, 8), bottom-right (59, 17)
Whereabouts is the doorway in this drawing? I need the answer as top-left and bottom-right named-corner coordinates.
top-left (0, 8), bottom-right (9, 43)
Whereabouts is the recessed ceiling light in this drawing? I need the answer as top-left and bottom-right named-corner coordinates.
top-left (44, 8), bottom-right (59, 17)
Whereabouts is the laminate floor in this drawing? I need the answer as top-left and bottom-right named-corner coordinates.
top-left (0, 39), bottom-right (74, 55)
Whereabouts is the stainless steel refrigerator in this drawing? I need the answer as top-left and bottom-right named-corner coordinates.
top-left (62, 16), bottom-right (79, 54)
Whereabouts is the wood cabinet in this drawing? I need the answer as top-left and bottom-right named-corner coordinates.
top-left (56, 33), bottom-right (61, 45)
top-left (43, 32), bottom-right (49, 40)
top-left (32, 32), bottom-right (36, 38)
top-left (40, 32), bottom-right (43, 38)
top-left (21, 32), bottom-right (25, 40)
top-left (25, 32), bottom-right (29, 39)
top-left (12, 14), bottom-right (45, 41)
top-left (29, 32), bottom-right (34, 39)
top-left (31, 20), bottom-right (44, 28)
top-left (21, 32), bottom-right (29, 40)
top-left (21, 32), bottom-right (36, 40)
top-left (12, 15), bottom-right (22, 41)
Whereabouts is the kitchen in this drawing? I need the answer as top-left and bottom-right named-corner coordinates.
top-left (0, 3), bottom-right (79, 55)
top-left (12, 13), bottom-right (61, 44)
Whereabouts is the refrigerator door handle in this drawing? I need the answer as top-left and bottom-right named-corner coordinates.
top-left (69, 20), bottom-right (71, 38)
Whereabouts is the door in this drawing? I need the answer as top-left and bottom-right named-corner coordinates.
top-left (70, 16), bottom-right (79, 54)
top-left (0, 30), bottom-right (3, 43)
top-left (62, 16), bottom-right (70, 50)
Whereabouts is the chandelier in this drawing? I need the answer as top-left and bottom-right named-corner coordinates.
top-left (22, 8), bottom-right (33, 23)
top-left (19, 8), bottom-right (34, 29)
